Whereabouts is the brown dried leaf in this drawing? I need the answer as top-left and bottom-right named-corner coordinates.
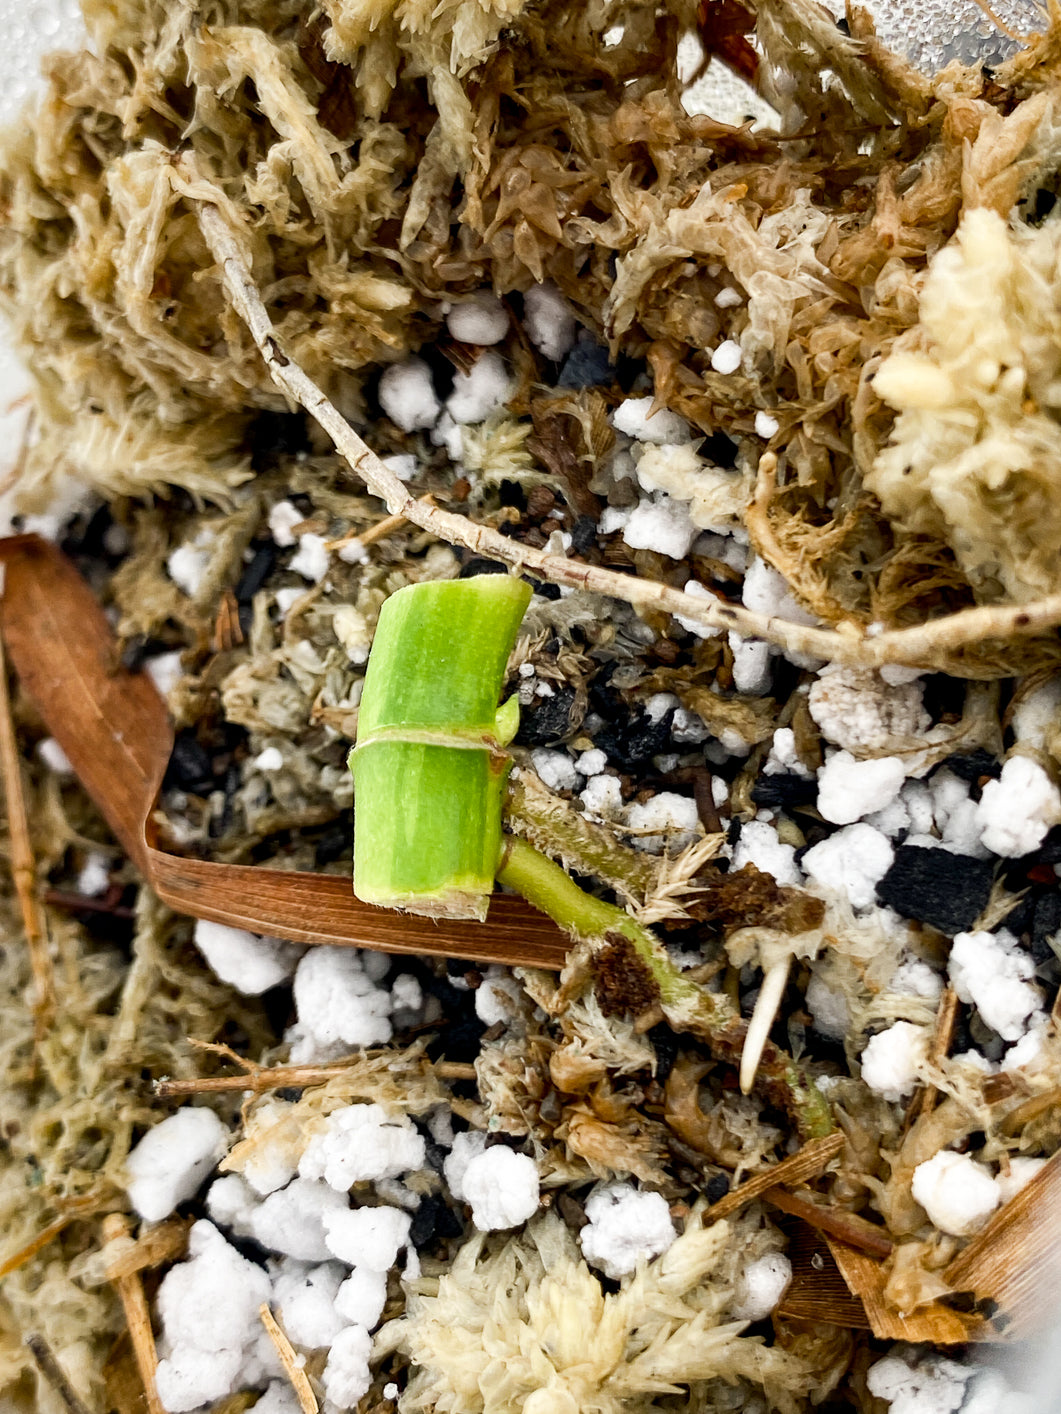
top-left (0, 536), bottom-right (570, 969)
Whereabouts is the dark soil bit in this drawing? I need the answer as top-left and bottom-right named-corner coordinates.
top-left (698, 430), bottom-right (740, 469)
top-left (1030, 890), bottom-right (1061, 962)
top-left (751, 772), bottom-right (819, 809)
top-left (512, 683), bottom-right (580, 747)
top-left (423, 977), bottom-right (487, 1064)
top-left (646, 1022), bottom-right (679, 1083)
top-left (920, 673), bottom-right (967, 723)
top-left (557, 336), bottom-right (613, 389)
top-left (235, 541), bottom-right (277, 602)
top-left (164, 730), bottom-right (215, 793)
top-left (557, 1193), bottom-right (588, 1229)
top-left (593, 934), bottom-right (659, 1018)
top-left (876, 845), bottom-right (994, 936)
top-left (410, 1194), bottom-right (463, 1246)
top-left (458, 556), bottom-right (509, 578)
top-left (570, 515), bottom-right (598, 554)
top-left (314, 824), bottom-right (351, 866)
top-left (937, 749), bottom-right (1001, 789)
top-left (499, 479), bottom-right (528, 509)
top-left (248, 409), bottom-right (312, 470)
top-left (1016, 825), bottom-right (1061, 866)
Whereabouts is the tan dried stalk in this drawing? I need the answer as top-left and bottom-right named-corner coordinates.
top-left (186, 186), bottom-right (1061, 673)
top-left (103, 1214), bottom-right (166, 1414)
top-left (188, 183), bottom-right (1061, 675)
top-left (259, 1305), bottom-right (319, 1414)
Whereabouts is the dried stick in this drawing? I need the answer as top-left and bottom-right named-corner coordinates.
top-left (186, 185), bottom-right (1061, 672)
top-left (326, 494), bottom-right (435, 554)
top-left (764, 1185), bottom-right (893, 1258)
top-left (155, 1055), bottom-right (475, 1097)
top-left (24, 1334), bottom-right (93, 1414)
top-left (259, 1305), bottom-right (318, 1414)
top-left (0, 632), bottom-right (56, 1030)
top-left (103, 1214), bottom-right (166, 1414)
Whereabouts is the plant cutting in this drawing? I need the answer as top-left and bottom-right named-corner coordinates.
top-left (350, 573), bottom-right (833, 1140)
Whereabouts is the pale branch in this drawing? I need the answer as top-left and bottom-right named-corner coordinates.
top-left (186, 177), bottom-right (1061, 672)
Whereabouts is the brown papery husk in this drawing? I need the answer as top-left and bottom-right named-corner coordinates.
top-left (0, 535), bottom-right (570, 970)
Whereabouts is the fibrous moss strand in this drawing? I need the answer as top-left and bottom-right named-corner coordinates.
top-left (496, 837), bottom-right (834, 1139)
top-left (504, 769), bottom-right (658, 905)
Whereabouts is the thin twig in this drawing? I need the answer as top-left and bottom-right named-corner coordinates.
top-left (902, 985), bottom-right (959, 1136)
top-left (0, 633), bottom-right (56, 1031)
top-left (155, 1055), bottom-right (476, 1097)
top-left (103, 1214), bottom-right (166, 1414)
top-left (326, 494), bottom-right (435, 554)
top-left (259, 1305), bottom-right (318, 1414)
top-left (185, 180), bottom-right (1061, 672)
top-left (24, 1334), bottom-right (93, 1414)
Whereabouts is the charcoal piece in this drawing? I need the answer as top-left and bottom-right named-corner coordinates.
top-left (120, 635), bottom-right (171, 672)
top-left (557, 336), bottom-right (612, 388)
top-left (751, 773), bottom-right (818, 809)
top-left (597, 708), bottom-right (673, 770)
top-left (646, 1023), bottom-right (678, 1083)
top-left (459, 556), bottom-right (508, 578)
top-left (410, 1194), bottom-right (463, 1246)
top-left (705, 1172), bottom-right (730, 1203)
top-left (235, 542), bottom-right (277, 602)
top-left (525, 576), bottom-right (562, 601)
top-left (249, 410), bottom-right (311, 470)
top-left (164, 731), bottom-right (214, 793)
top-left (570, 515), bottom-right (598, 553)
top-left (876, 845), bottom-right (994, 936)
top-left (938, 749), bottom-right (1000, 787)
top-left (513, 683), bottom-right (579, 746)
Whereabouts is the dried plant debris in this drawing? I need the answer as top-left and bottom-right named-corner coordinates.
top-left (3, 0), bottom-right (1061, 1410)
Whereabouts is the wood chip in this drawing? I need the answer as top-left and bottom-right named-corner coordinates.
top-left (259, 1304), bottom-right (318, 1414)
top-left (0, 536), bottom-right (570, 970)
top-left (943, 1148), bottom-right (1061, 1339)
top-left (824, 1238), bottom-right (984, 1344)
top-left (705, 1132), bottom-right (844, 1220)
top-left (775, 1220), bottom-right (871, 1328)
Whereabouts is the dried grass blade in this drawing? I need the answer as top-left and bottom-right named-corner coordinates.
top-left (943, 1149), bottom-right (1061, 1339)
top-left (0, 536), bottom-right (570, 969)
top-left (705, 1131), bottom-right (844, 1219)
